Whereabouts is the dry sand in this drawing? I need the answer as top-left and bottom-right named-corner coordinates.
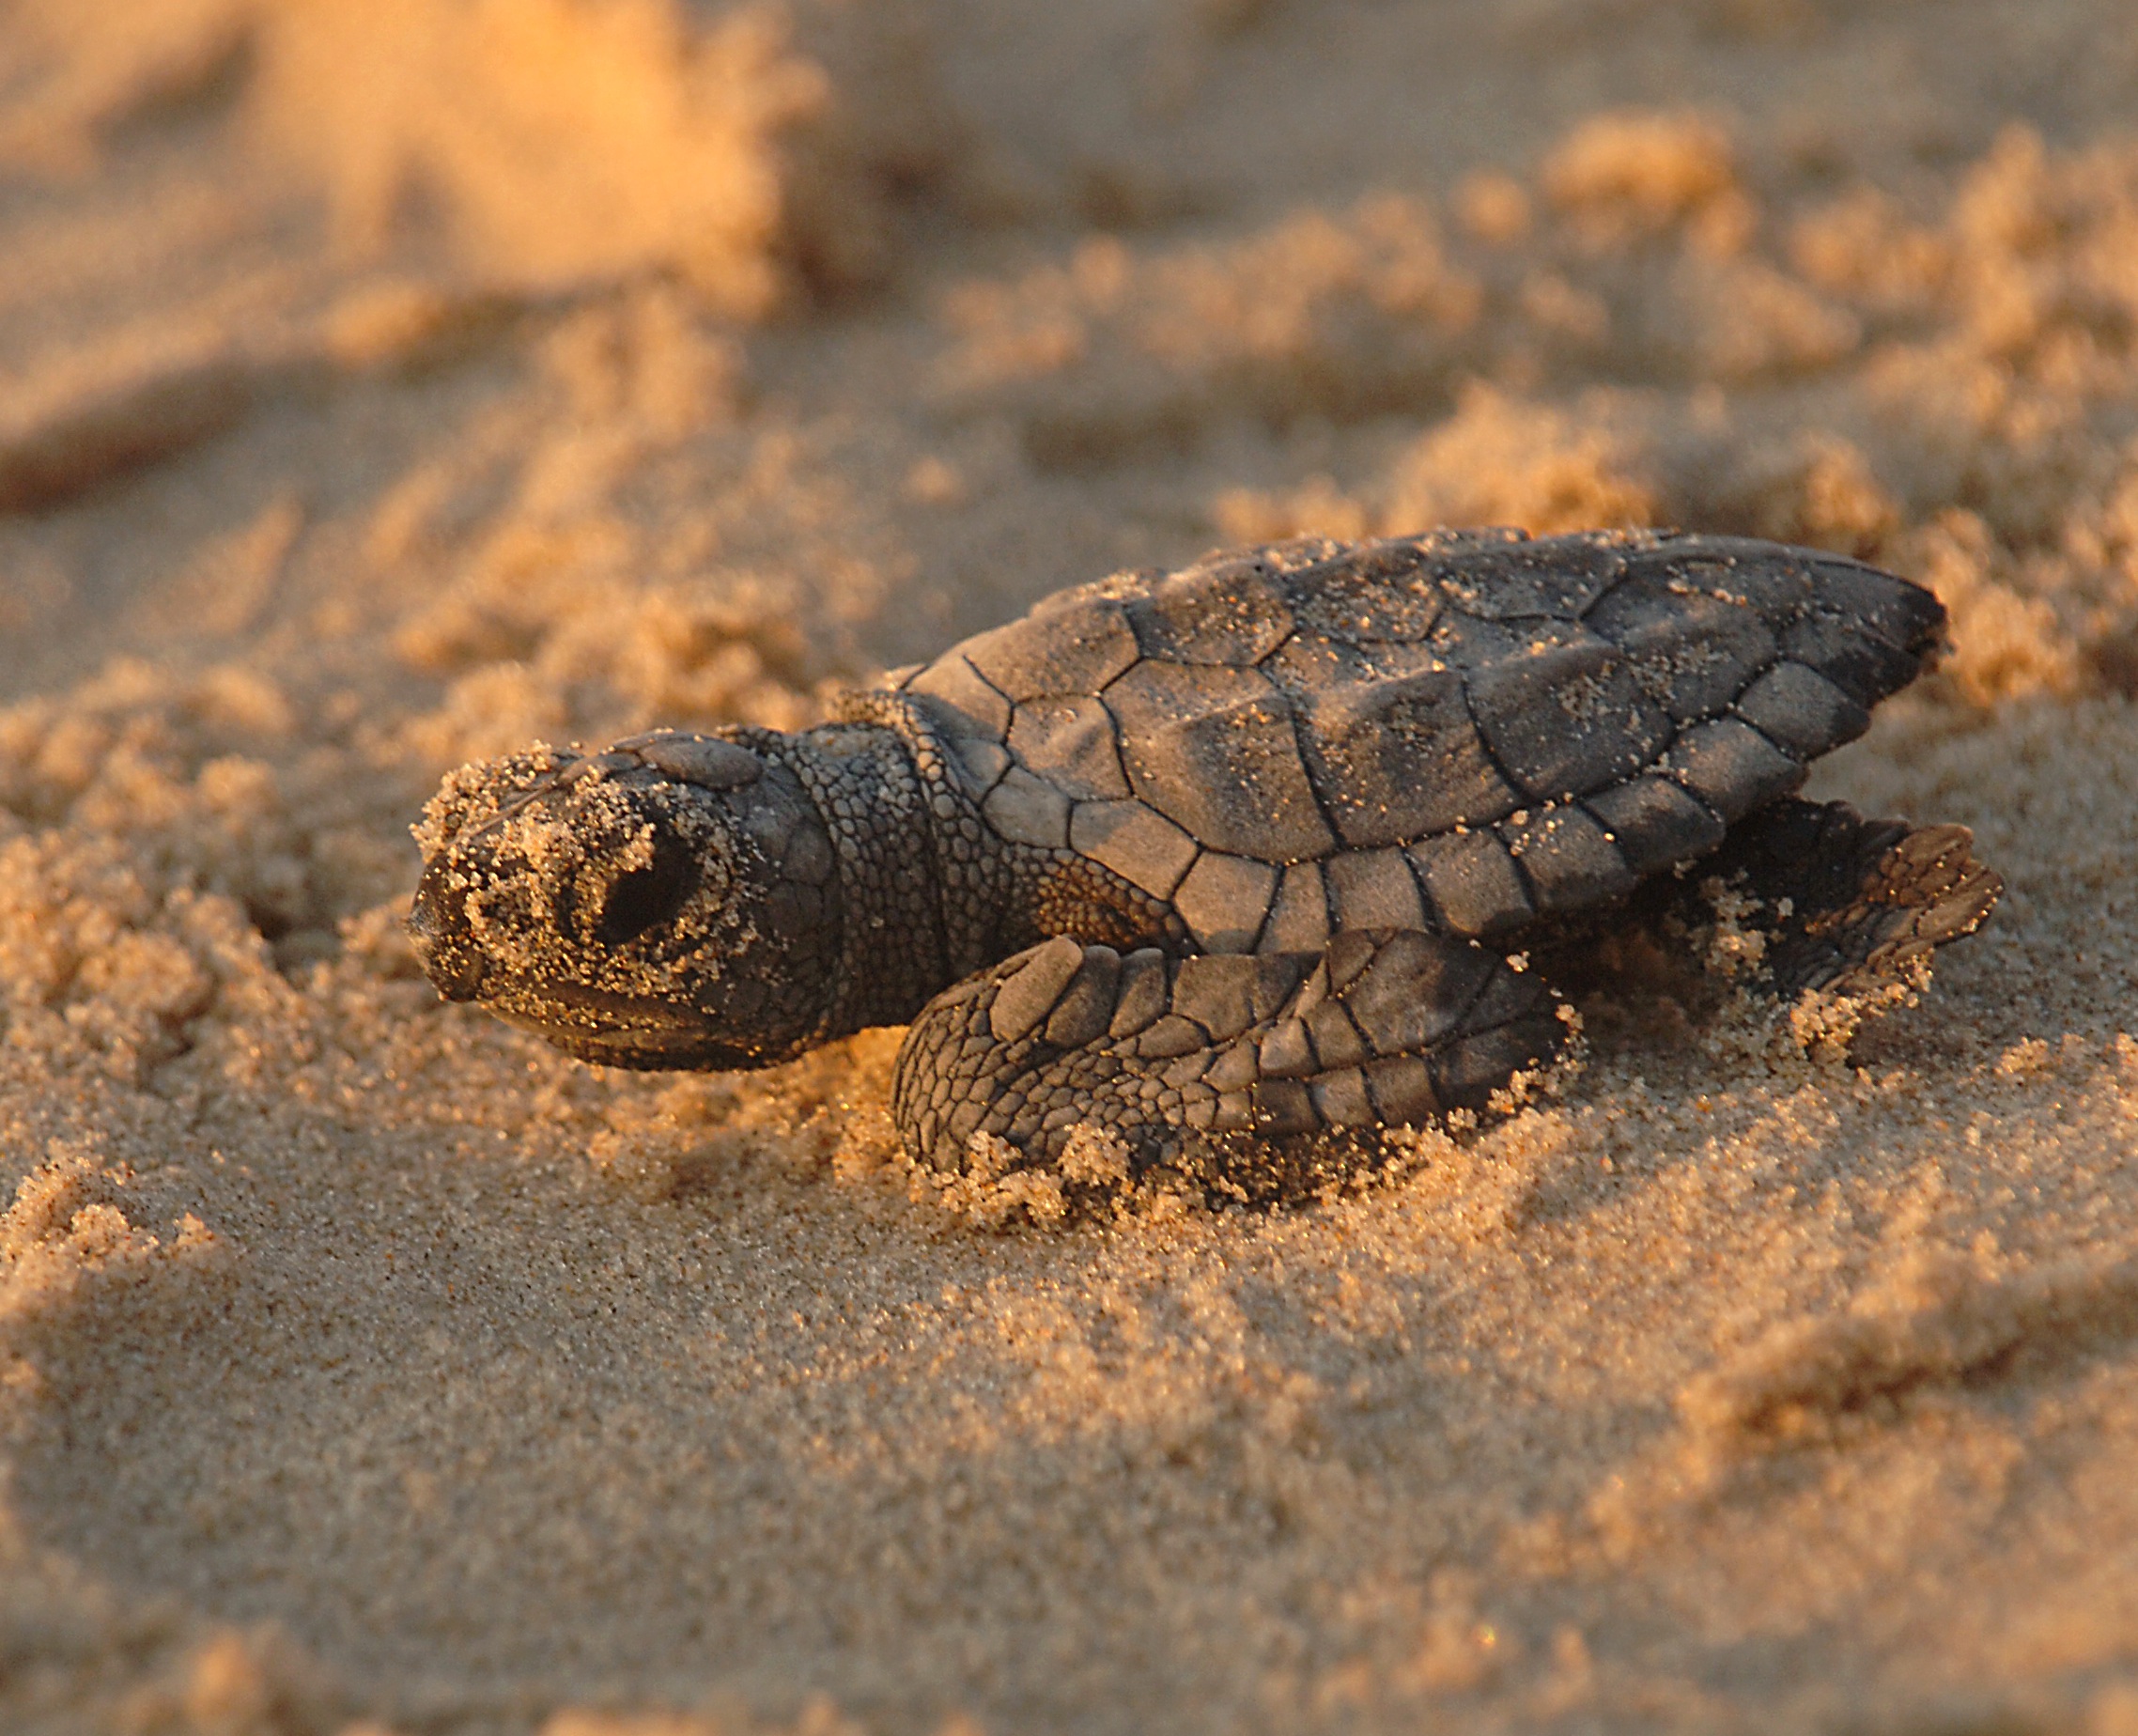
top-left (4, 1), bottom-right (2138, 1730)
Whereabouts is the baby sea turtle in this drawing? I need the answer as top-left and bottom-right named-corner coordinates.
top-left (408, 530), bottom-right (1999, 1193)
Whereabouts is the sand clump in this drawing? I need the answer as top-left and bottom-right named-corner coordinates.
top-left (5, 0), bottom-right (2138, 1730)
top-left (4, 0), bottom-right (948, 308)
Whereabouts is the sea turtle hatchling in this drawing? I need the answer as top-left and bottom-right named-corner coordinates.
top-left (408, 529), bottom-right (2001, 1195)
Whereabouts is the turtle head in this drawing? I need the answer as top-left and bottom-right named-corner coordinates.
top-left (407, 732), bottom-right (842, 1070)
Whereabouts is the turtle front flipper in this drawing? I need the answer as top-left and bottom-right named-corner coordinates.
top-left (1683, 798), bottom-right (2003, 999)
top-left (891, 931), bottom-right (1568, 1193)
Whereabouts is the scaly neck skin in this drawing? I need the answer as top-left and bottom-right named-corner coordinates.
top-left (769, 717), bottom-right (958, 1038)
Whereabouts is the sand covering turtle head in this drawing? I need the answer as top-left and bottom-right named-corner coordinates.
top-left (408, 731), bottom-right (843, 1069)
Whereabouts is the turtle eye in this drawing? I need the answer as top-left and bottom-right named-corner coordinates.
top-left (595, 831), bottom-right (699, 947)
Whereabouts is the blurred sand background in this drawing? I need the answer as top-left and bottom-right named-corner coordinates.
top-left (4, 0), bottom-right (2138, 1730)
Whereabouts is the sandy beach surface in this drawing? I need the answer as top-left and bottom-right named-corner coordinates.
top-left (5, 2), bottom-right (2138, 1731)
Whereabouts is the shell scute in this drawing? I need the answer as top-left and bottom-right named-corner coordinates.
top-left (1501, 804), bottom-right (1639, 913)
top-left (983, 764), bottom-right (1074, 848)
top-left (1431, 530), bottom-right (1638, 620)
top-left (1804, 556), bottom-right (1946, 652)
top-left (1628, 539), bottom-right (1818, 630)
top-left (1586, 577), bottom-right (1780, 723)
top-left (1171, 851), bottom-right (1279, 952)
top-left (1283, 538), bottom-right (1446, 642)
top-left (1665, 717), bottom-right (1805, 821)
top-left (1104, 659), bottom-right (1334, 861)
top-left (1584, 775), bottom-right (1727, 876)
top-left (1731, 659), bottom-right (1871, 759)
top-left (1407, 829), bottom-right (1534, 938)
top-left (1325, 847), bottom-right (1429, 931)
top-left (1007, 696), bottom-right (1130, 800)
top-left (1464, 624), bottom-right (1673, 803)
top-left (963, 598), bottom-right (1140, 703)
top-left (1263, 861), bottom-right (1330, 952)
top-left (1287, 660), bottom-right (1524, 845)
top-left (905, 654), bottom-right (1011, 736)
top-left (1069, 798), bottom-right (1199, 898)
top-left (1029, 566), bottom-right (1168, 615)
top-left (1125, 555), bottom-right (1294, 664)
top-left (1782, 609), bottom-right (1926, 708)
top-left (949, 735), bottom-right (1012, 797)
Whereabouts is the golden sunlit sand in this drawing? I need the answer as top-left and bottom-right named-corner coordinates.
top-left (4, 1), bottom-right (2138, 1731)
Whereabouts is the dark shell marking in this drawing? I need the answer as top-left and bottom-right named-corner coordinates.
top-left (409, 530), bottom-right (2001, 1197)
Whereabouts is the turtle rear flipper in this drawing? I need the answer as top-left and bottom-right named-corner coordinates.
top-left (891, 931), bottom-right (1568, 1196)
top-left (1697, 798), bottom-right (2003, 1000)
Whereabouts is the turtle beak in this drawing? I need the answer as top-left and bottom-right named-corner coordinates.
top-left (407, 857), bottom-right (488, 1002)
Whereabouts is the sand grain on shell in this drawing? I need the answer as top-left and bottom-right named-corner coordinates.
top-left (4, 1), bottom-right (2138, 1732)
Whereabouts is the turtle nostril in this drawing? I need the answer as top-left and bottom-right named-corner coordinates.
top-left (595, 835), bottom-right (698, 948)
